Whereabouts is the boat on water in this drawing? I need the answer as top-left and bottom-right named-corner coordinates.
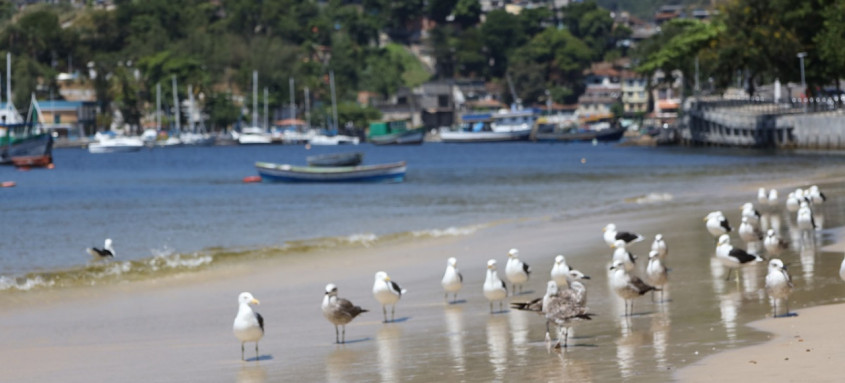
top-left (1, 126), bottom-right (53, 166)
top-left (440, 109), bottom-right (535, 143)
top-left (306, 152), bottom-right (364, 167)
top-left (308, 134), bottom-right (359, 146)
top-left (368, 120), bottom-right (424, 145)
top-left (255, 161), bottom-right (406, 183)
top-left (532, 119), bottom-right (626, 142)
top-left (88, 132), bottom-right (145, 153)
top-left (234, 126), bottom-right (273, 145)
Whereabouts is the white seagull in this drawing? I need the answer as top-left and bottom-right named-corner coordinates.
top-left (483, 259), bottom-right (508, 313)
top-left (603, 223), bottom-right (644, 247)
top-left (505, 248), bottom-right (531, 294)
top-left (785, 192), bottom-right (800, 212)
top-left (757, 187), bottom-right (768, 206)
top-left (233, 292), bottom-right (264, 361)
top-left (741, 202), bottom-right (761, 228)
top-left (796, 201), bottom-right (816, 234)
top-left (765, 259), bottom-right (793, 317)
top-left (808, 185), bottom-right (826, 206)
top-left (763, 229), bottom-right (789, 256)
top-left (373, 271), bottom-right (406, 323)
top-left (86, 238), bottom-right (116, 258)
top-left (768, 189), bottom-right (779, 207)
top-left (651, 234), bottom-right (668, 260)
top-left (704, 211), bottom-right (732, 238)
top-left (550, 255), bottom-right (571, 288)
top-left (441, 257), bottom-right (463, 303)
top-left (612, 239), bottom-right (637, 271)
top-left (609, 260), bottom-right (659, 316)
top-left (738, 216), bottom-right (763, 243)
top-left (322, 283), bottom-right (368, 344)
top-left (646, 250), bottom-right (668, 302)
top-left (715, 234), bottom-right (765, 281)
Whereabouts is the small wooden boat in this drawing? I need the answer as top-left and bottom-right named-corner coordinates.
top-left (306, 152), bottom-right (364, 167)
top-left (368, 120), bottom-right (425, 145)
top-left (255, 161), bottom-right (406, 183)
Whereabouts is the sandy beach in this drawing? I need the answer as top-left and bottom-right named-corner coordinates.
top-left (1, 168), bottom-right (844, 382)
top-left (677, 303), bottom-right (845, 382)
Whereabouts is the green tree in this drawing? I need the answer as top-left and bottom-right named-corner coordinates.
top-left (453, 0), bottom-right (481, 29)
top-left (481, 10), bottom-right (526, 78)
top-left (815, 1), bottom-right (845, 96)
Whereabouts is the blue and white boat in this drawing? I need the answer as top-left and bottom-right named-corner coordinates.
top-left (255, 161), bottom-right (406, 183)
top-left (440, 109), bottom-right (536, 143)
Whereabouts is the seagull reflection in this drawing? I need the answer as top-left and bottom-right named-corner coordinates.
top-left (552, 352), bottom-right (594, 381)
top-left (651, 310), bottom-right (671, 371)
top-left (376, 324), bottom-right (402, 383)
top-left (486, 314), bottom-right (509, 380)
top-left (508, 308), bottom-right (530, 360)
top-left (443, 305), bottom-right (466, 375)
top-left (710, 257), bottom-right (727, 295)
top-left (760, 213), bottom-right (770, 233)
top-left (326, 348), bottom-right (359, 383)
top-left (770, 214), bottom-right (782, 234)
top-left (615, 325), bottom-right (646, 379)
top-left (718, 291), bottom-right (741, 341)
top-left (800, 241), bottom-right (816, 286)
top-left (237, 364), bottom-right (267, 383)
top-left (741, 264), bottom-right (761, 296)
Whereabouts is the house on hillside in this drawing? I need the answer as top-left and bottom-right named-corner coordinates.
top-left (576, 84), bottom-right (620, 123)
top-left (621, 70), bottom-right (648, 117)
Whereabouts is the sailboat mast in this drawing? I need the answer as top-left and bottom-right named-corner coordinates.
top-left (289, 77), bottom-right (295, 121)
top-left (304, 87), bottom-right (310, 129)
top-left (329, 70), bottom-right (338, 131)
top-left (6, 53), bottom-right (10, 107)
top-left (172, 75), bottom-right (180, 132)
top-left (263, 87), bottom-right (268, 131)
top-left (188, 84), bottom-right (195, 132)
top-left (252, 70), bottom-right (258, 128)
top-left (156, 83), bottom-right (161, 130)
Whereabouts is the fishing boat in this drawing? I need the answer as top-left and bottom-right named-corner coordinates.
top-left (368, 120), bottom-right (424, 145)
top-left (255, 161), bottom-right (406, 183)
top-left (532, 126), bottom-right (626, 142)
top-left (440, 110), bottom-right (534, 143)
top-left (306, 152), bottom-right (364, 167)
top-left (88, 132), bottom-right (145, 153)
top-left (0, 55), bottom-right (53, 167)
top-left (234, 126), bottom-right (273, 145)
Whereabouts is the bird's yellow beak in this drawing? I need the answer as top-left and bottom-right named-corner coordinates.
top-left (703, 216), bottom-right (708, 221)
top-left (385, 276), bottom-right (391, 281)
top-left (251, 298), bottom-right (260, 305)
top-left (602, 227), bottom-right (607, 232)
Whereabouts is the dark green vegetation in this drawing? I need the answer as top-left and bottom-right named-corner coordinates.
top-left (0, 0), bottom-right (628, 130)
top-left (636, 0), bottom-right (845, 98)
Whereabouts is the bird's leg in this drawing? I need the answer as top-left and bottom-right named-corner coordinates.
top-left (241, 343), bottom-right (245, 361)
top-left (342, 325), bottom-right (346, 344)
top-left (499, 300), bottom-right (504, 313)
top-left (391, 305), bottom-right (395, 322)
top-left (564, 327), bottom-right (570, 348)
top-left (255, 342), bottom-right (259, 360)
top-left (383, 305), bottom-right (388, 323)
top-left (335, 325), bottom-right (340, 343)
top-left (489, 302), bottom-right (493, 314)
top-left (724, 268), bottom-right (732, 281)
top-left (785, 300), bottom-right (789, 317)
top-left (453, 293), bottom-right (458, 303)
top-left (444, 292), bottom-right (448, 303)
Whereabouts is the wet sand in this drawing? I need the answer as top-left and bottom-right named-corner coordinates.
top-left (1, 175), bottom-right (844, 382)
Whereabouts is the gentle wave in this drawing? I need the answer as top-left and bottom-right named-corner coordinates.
top-left (0, 224), bottom-right (483, 292)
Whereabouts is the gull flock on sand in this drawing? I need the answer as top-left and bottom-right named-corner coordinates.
top-left (228, 184), bottom-right (835, 362)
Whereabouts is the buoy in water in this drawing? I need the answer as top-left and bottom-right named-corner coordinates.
top-left (242, 176), bottom-right (262, 183)
top-left (1, 181), bottom-right (16, 188)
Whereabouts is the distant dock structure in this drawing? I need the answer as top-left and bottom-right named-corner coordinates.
top-left (683, 96), bottom-right (845, 149)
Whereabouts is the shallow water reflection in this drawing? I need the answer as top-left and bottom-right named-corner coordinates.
top-left (377, 325), bottom-right (402, 383)
top-left (486, 314), bottom-right (509, 381)
top-left (443, 305), bottom-right (466, 375)
top-left (236, 364), bottom-right (267, 383)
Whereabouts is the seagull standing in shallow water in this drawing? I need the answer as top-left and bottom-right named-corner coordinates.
top-left (609, 260), bottom-right (658, 317)
top-left (704, 211), bottom-right (732, 238)
top-left (765, 259), bottom-right (793, 317)
top-left (483, 259), bottom-right (508, 313)
top-left (505, 248), bottom-right (531, 294)
top-left (603, 223), bottom-right (644, 247)
top-left (651, 234), bottom-right (668, 260)
top-left (373, 271), bottom-right (406, 323)
top-left (715, 234), bottom-right (765, 281)
top-left (646, 250), bottom-right (668, 302)
top-left (550, 255), bottom-right (571, 288)
top-left (796, 201), bottom-right (816, 235)
top-left (441, 257), bottom-right (463, 303)
top-left (763, 229), bottom-right (789, 256)
top-left (322, 283), bottom-right (368, 344)
top-left (86, 238), bottom-right (115, 259)
top-left (612, 240), bottom-right (637, 271)
top-left (233, 292), bottom-right (264, 361)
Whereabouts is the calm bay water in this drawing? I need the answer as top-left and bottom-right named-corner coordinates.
top-left (1, 142), bottom-right (843, 286)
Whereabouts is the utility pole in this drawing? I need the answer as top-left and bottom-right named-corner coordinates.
top-left (252, 70), bottom-right (258, 128)
top-left (289, 77), bottom-right (295, 121)
top-left (304, 87), bottom-right (311, 129)
top-left (329, 70), bottom-right (339, 132)
top-left (263, 87), bottom-right (268, 131)
top-left (172, 75), bottom-right (180, 132)
top-left (797, 52), bottom-right (807, 95)
top-left (156, 82), bottom-right (161, 130)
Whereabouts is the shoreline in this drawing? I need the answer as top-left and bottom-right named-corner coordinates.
top-left (676, 302), bottom-right (845, 381)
